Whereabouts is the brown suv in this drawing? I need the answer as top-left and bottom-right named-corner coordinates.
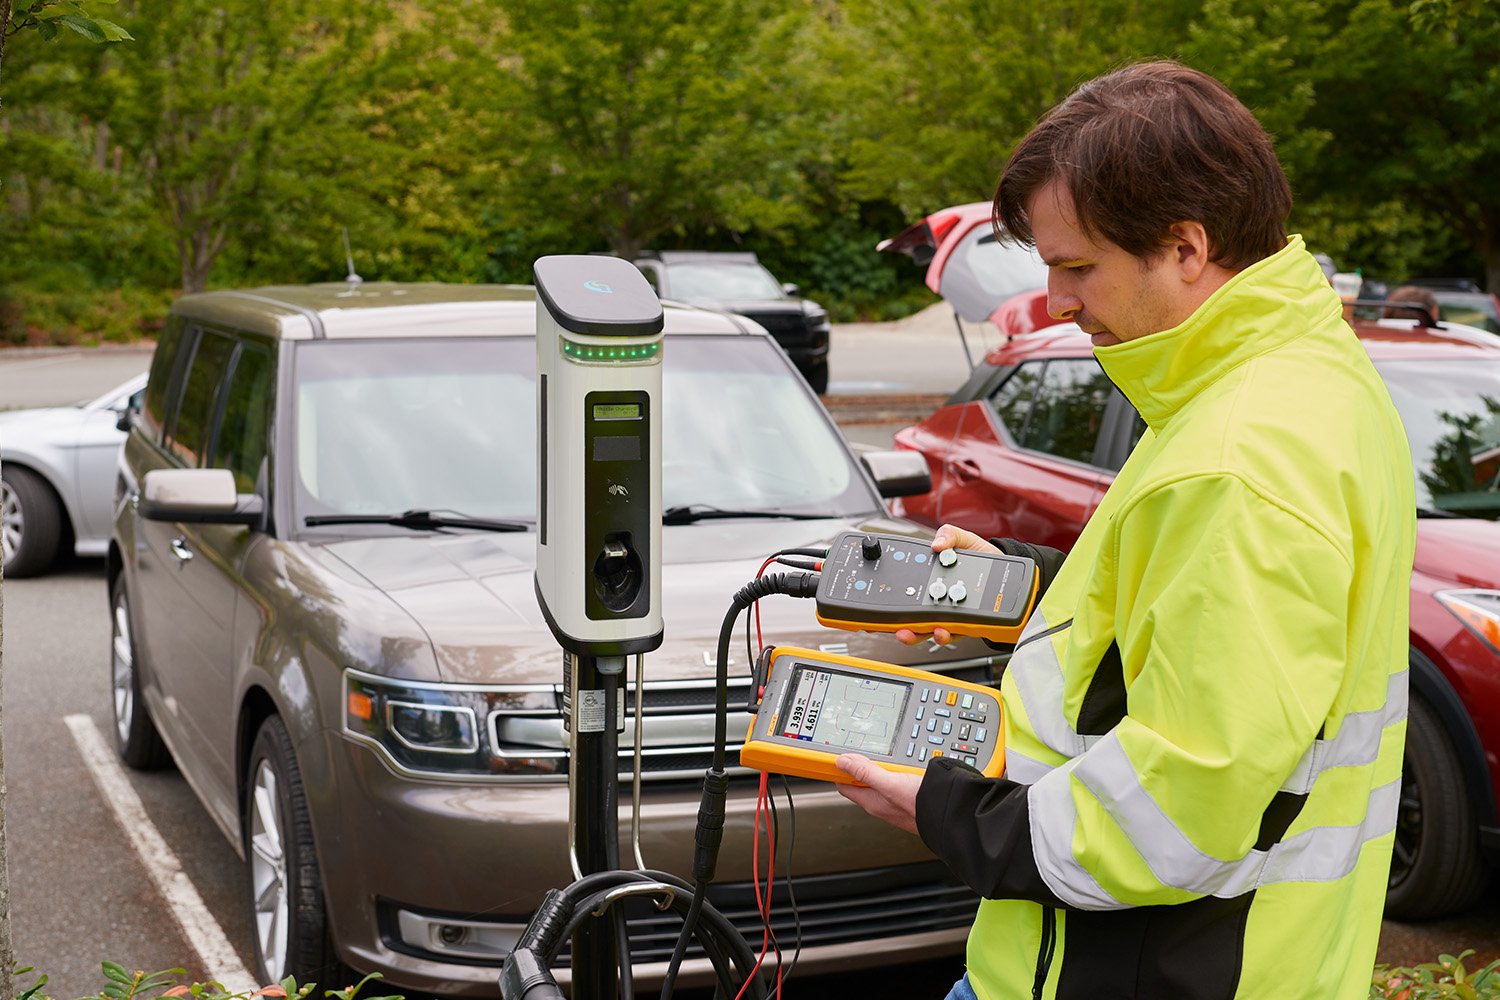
top-left (108, 283), bottom-right (1002, 994)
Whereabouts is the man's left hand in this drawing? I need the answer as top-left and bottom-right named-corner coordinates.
top-left (836, 754), bottom-right (922, 836)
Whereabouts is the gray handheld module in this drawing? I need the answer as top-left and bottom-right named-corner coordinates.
top-left (814, 531), bottom-right (1038, 642)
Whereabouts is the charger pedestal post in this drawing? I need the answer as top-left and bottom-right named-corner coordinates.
top-left (532, 255), bottom-right (664, 997)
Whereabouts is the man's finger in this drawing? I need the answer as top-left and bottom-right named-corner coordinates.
top-left (836, 752), bottom-right (876, 785)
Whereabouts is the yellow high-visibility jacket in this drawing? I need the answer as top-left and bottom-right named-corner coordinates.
top-left (915, 236), bottom-right (1416, 1000)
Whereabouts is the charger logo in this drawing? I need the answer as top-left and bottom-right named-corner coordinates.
top-left (584, 280), bottom-right (614, 293)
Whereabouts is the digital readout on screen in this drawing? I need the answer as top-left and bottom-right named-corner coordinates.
top-left (778, 666), bottom-right (910, 757)
top-left (593, 403), bottom-right (641, 420)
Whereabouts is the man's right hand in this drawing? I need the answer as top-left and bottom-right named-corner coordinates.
top-left (894, 524), bottom-right (1003, 646)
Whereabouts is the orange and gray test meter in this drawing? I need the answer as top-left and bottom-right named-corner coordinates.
top-left (739, 646), bottom-right (1005, 784)
top-left (814, 531), bottom-right (1038, 644)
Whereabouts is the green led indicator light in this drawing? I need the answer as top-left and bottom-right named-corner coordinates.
top-left (562, 338), bottom-right (660, 363)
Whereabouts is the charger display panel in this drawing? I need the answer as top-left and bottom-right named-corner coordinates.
top-left (739, 646), bottom-right (1004, 784)
top-left (815, 531), bottom-right (1039, 643)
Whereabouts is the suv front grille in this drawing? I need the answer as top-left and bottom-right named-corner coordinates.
top-left (491, 659), bottom-right (1001, 782)
top-left (555, 862), bottom-right (977, 966)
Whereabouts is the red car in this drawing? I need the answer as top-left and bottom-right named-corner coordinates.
top-left (883, 209), bottom-right (1500, 920)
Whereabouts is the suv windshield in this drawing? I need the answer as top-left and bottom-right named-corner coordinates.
top-left (292, 335), bottom-right (872, 528)
top-left (667, 262), bottom-right (784, 300)
top-left (1377, 358), bottom-right (1500, 519)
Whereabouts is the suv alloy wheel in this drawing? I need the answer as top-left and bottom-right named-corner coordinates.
top-left (246, 715), bottom-right (343, 986)
top-left (110, 576), bottom-right (170, 769)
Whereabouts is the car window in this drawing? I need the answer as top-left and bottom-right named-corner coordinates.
top-left (210, 341), bottom-right (275, 493)
top-left (142, 319), bottom-right (188, 438)
top-left (666, 263), bottom-right (783, 300)
top-left (989, 359), bottom-right (1113, 465)
top-left (942, 230), bottom-right (1048, 322)
top-left (291, 334), bottom-right (874, 526)
top-left (988, 361), bottom-right (1042, 440)
top-left (165, 330), bottom-right (236, 467)
top-left (1376, 358), bottom-right (1500, 518)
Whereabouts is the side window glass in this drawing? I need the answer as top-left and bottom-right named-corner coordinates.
top-left (166, 331), bottom-right (235, 467)
top-left (636, 263), bottom-right (660, 293)
top-left (210, 342), bottom-right (275, 492)
top-left (987, 362), bottom-right (1043, 440)
top-left (142, 319), bottom-right (188, 438)
top-left (1019, 359), bottom-right (1114, 464)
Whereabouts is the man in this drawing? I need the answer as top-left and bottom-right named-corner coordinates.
top-left (836, 61), bottom-right (1415, 1000)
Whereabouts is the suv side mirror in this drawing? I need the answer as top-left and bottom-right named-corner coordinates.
top-left (859, 449), bottom-right (932, 498)
top-left (141, 468), bottom-right (264, 524)
top-left (781, 282), bottom-right (801, 298)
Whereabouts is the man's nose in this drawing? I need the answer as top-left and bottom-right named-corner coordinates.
top-left (1047, 279), bottom-right (1081, 321)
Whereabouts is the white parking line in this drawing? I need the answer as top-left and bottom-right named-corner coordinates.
top-left (64, 714), bottom-right (256, 992)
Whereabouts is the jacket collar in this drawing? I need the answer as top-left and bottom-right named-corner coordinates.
top-left (1094, 235), bottom-right (1344, 431)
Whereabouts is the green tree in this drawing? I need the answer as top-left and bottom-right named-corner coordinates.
top-left (478, 0), bottom-right (817, 260)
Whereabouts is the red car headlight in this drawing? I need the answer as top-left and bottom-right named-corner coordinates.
top-left (1435, 589), bottom-right (1500, 658)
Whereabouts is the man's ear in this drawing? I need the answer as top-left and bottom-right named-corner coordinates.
top-left (1167, 221), bottom-right (1212, 283)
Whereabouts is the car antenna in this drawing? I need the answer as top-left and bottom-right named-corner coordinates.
top-left (342, 227), bottom-right (363, 290)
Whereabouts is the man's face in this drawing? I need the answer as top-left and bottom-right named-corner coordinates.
top-left (1029, 180), bottom-right (1191, 348)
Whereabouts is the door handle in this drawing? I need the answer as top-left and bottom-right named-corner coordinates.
top-left (950, 458), bottom-right (982, 483)
top-left (170, 537), bottom-right (194, 564)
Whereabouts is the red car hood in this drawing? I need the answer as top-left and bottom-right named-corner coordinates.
top-left (1414, 517), bottom-right (1500, 589)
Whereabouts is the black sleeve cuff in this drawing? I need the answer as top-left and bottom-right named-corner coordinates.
top-left (992, 537), bottom-right (1067, 597)
top-left (916, 756), bottom-right (1065, 906)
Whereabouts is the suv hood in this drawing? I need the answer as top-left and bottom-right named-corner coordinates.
top-left (315, 518), bottom-right (998, 686)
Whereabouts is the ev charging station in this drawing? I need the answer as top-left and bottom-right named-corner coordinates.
top-left (531, 254), bottom-right (664, 998)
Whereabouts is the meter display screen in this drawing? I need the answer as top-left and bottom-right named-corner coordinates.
top-left (593, 403), bottom-right (641, 420)
top-left (778, 665), bottom-right (910, 756)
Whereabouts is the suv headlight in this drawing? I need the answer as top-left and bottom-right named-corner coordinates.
top-left (343, 669), bottom-right (566, 779)
top-left (1435, 589), bottom-right (1500, 657)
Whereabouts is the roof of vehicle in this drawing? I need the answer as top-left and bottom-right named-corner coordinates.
top-left (170, 282), bottom-right (758, 341)
top-left (983, 317), bottom-right (1500, 367)
top-left (636, 250), bottom-right (762, 265)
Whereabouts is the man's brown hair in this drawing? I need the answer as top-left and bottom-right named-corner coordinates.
top-left (995, 61), bottom-right (1292, 270)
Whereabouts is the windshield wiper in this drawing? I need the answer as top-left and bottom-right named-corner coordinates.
top-left (304, 508), bottom-right (531, 532)
top-left (662, 504), bottom-right (835, 526)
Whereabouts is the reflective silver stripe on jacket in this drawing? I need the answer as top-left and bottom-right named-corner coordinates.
top-left (1006, 611), bottom-right (1102, 759)
top-left (1027, 733), bottom-right (1401, 910)
top-left (1003, 748), bottom-right (1055, 785)
top-left (1279, 670), bottom-right (1408, 794)
top-left (1007, 605), bottom-right (1406, 797)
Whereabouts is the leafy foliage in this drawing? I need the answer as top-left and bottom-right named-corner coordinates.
top-left (2, 0), bottom-right (1499, 341)
top-left (14, 962), bottom-right (406, 1000)
top-left (1370, 950), bottom-right (1500, 999)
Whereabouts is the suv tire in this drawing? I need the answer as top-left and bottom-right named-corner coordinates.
top-left (805, 358), bottom-right (829, 395)
top-left (1386, 691), bottom-right (1489, 918)
top-left (110, 575), bottom-right (171, 769)
top-left (246, 715), bottom-right (345, 987)
top-left (1, 465), bottom-right (63, 578)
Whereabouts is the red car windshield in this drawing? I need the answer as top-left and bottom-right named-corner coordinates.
top-left (1375, 358), bottom-right (1500, 519)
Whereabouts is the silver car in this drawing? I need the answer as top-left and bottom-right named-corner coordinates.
top-left (1, 373), bottom-right (147, 576)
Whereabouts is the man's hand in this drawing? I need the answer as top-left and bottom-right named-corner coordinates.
top-left (836, 754), bottom-right (922, 836)
top-left (894, 524), bottom-right (1003, 646)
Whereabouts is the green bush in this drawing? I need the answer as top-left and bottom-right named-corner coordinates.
top-left (0, 282), bottom-right (173, 347)
top-left (16, 963), bottom-right (404, 1000)
top-left (1370, 951), bottom-right (1500, 999)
